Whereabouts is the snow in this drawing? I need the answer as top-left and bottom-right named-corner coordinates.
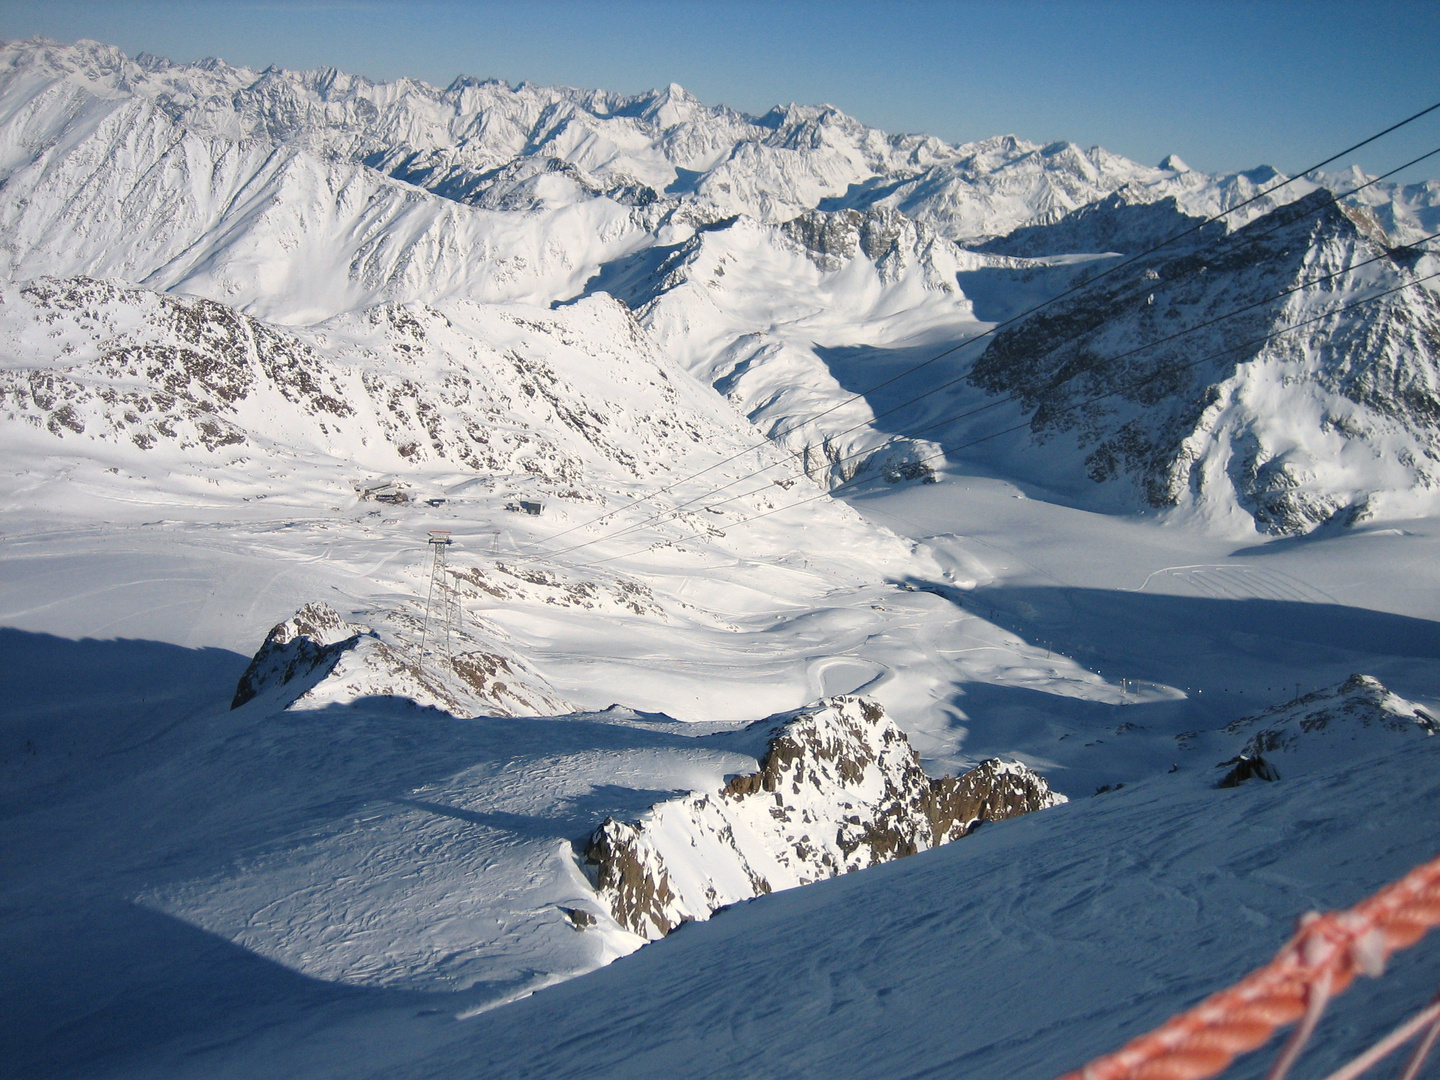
top-left (6, 622), bottom-right (1437, 1077)
top-left (3, 35), bottom-right (1440, 1080)
top-left (586, 695), bottom-right (1063, 939)
top-left (402, 734), bottom-right (1440, 1080)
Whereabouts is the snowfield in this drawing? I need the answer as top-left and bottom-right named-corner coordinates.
top-left (4, 615), bottom-right (1438, 1078)
top-left (2, 35), bottom-right (1440, 1080)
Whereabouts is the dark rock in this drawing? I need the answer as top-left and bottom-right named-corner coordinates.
top-left (558, 907), bottom-right (596, 930)
top-left (230, 602), bottom-right (361, 709)
top-left (1216, 754), bottom-right (1280, 787)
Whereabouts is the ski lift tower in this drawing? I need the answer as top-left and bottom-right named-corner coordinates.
top-left (419, 530), bottom-right (453, 675)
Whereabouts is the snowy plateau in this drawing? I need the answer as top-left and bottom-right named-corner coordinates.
top-left (2, 35), bottom-right (1440, 1080)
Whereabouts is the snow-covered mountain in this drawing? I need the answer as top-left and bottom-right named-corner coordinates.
top-left (0, 39), bottom-right (1226, 241)
top-left (967, 193), bottom-right (1440, 532)
top-left (3, 34), bottom-right (1440, 1080)
top-left (3, 36), bottom-right (1437, 535)
top-left (0, 275), bottom-right (762, 495)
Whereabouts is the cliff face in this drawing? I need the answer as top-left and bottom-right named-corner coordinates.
top-left (584, 696), bottom-right (1063, 939)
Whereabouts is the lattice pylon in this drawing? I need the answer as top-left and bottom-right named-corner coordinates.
top-left (419, 531), bottom-right (452, 676)
top-left (444, 568), bottom-right (462, 658)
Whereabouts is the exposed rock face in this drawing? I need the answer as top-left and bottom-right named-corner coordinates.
top-left (781, 207), bottom-right (918, 281)
top-left (1216, 754), bottom-right (1281, 788)
top-left (584, 696), bottom-right (1063, 939)
top-left (1, 278), bottom-right (349, 454)
top-left (968, 194), bottom-right (1440, 534)
top-left (231, 601), bottom-right (569, 718)
top-left (0, 278), bottom-right (720, 487)
top-left (925, 758), bottom-right (1062, 841)
top-left (231, 602), bottom-right (363, 708)
top-left (1222, 674), bottom-right (1438, 765)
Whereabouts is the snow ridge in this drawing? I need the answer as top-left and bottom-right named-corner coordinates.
top-left (1223, 673), bottom-right (1437, 764)
top-left (231, 601), bottom-right (567, 718)
top-left (230, 601), bottom-right (364, 708)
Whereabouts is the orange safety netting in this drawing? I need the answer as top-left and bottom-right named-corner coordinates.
top-left (1057, 851), bottom-right (1440, 1080)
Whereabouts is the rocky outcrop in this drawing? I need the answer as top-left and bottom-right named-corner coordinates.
top-left (1221, 674), bottom-right (1437, 766)
top-left (584, 696), bottom-right (1063, 939)
top-left (0, 278), bottom-right (350, 455)
top-left (231, 602), bottom-right (363, 708)
top-left (231, 600), bottom-right (569, 718)
top-left (925, 757), bottom-right (1062, 841)
top-left (781, 207), bottom-right (913, 277)
top-left (1216, 754), bottom-right (1281, 788)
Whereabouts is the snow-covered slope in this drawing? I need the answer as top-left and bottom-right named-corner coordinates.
top-left (1220, 673), bottom-right (1437, 768)
top-left (1, 264), bottom-right (1141, 749)
top-left (231, 600), bottom-right (566, 718)
top-left (3, 36), bottom-right (1438, 537)
top-left (6, 639), bottom-right (1438, 1078)
top-left (0, 276), bottom-right (752, 491)
top-left (395, 705), bottom-right (1440, 1080)
top-left (585, 205), bottom-right (979, 487)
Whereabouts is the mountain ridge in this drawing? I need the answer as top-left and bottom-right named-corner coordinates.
top-left (3, 36), bottom-right (1438, 536)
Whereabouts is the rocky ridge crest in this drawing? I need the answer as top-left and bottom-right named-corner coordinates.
top-left (584, 696), bottom-right (1063, 939)
top-left (231, 602), bottom-right (366, 709)
top-left (1223, 674), bottom-right (1437, 760)
top-left (231, 601), bottom-right (567, 718)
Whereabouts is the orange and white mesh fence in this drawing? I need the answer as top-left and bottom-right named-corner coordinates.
top-left (1057, 851), bottom-right (1440, 1080)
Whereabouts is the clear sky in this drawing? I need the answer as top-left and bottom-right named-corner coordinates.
top-left (3, 0), bottom-right (1439, 182)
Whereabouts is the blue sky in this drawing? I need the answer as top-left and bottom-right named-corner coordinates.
top-left (3, 0), bottom-right (1438, 181)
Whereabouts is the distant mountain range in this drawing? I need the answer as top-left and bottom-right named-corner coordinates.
top-left (2, 36), bottom-right (1437, 535)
